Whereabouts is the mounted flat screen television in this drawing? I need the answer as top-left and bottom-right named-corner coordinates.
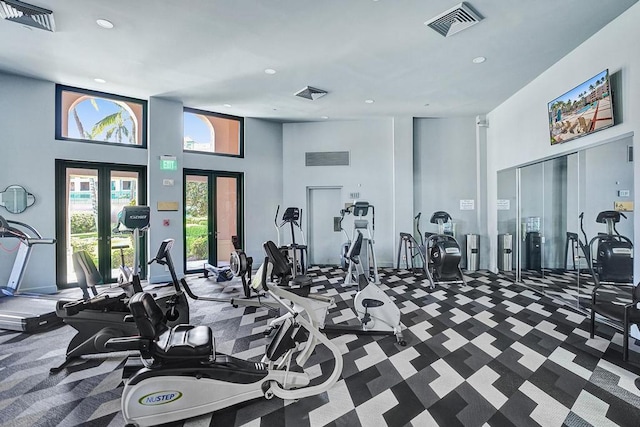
top-left (548, 69), bottom-right (614, 145)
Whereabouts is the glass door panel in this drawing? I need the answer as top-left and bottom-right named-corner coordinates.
top-left (519, 162), bottom-right (546, 291)
top-left (184, 170), bottom-right (242, 273)
top-left (109, 170), bottom-right (141, 281)
top-left (215, 176), bottom-right (239, 267)
top-left (65, 168), bottom-right (100, 284)
top-left (185, 174), bottom-right (210, 272)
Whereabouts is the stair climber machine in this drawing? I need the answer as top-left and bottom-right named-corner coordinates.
top-left (424, 211), bottom-right (465, 289)
top-left (582, 210), bottom-right (633, 287)
top-left (396, 212), bottom-right (428, 276)
top-left (0, 214), bottom-right (58, 332)
top-left (51, 206), bottom-right (189, 373)
top-left (274, 206), bottom-right (307, 277)
top-left (105, 247), bottom-right (343, 427)
top-left (340, 201), bottom-right (379, 285)
top-left (263, 231), bottom-right (406, 346)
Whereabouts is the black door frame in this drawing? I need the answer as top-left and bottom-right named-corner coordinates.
top-left (183, 169), bottom-right (244, 273)
top-left (55, 159), bottom-right (147, 288)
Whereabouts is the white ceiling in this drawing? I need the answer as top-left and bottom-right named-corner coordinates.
top-left (0, 0), bottom-right (637, 122)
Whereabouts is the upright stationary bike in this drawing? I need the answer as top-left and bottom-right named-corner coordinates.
top-left (396, 212), bottom-right (428, 276)
top-left (323, 231), bottom-right (405, 344)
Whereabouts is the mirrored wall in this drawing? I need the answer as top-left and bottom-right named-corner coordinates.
top-left (497, 136), bottom-right (634, 310)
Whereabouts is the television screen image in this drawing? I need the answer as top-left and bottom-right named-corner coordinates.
top-left (548, 69), bottom-right (614, 145)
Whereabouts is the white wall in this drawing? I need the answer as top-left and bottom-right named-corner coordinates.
top-left (0, 72), bottom-right (283, 289)
top-left (282, 120), bottom-right (396, 266)
top-left (414, 117), bottom-right (483, 267)
top-left (486, 2), bottom-right (640, 275)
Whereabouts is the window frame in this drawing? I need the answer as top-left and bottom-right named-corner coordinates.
top-left (183, 107), bottom-right (244, 158)
top-left (55, 84), bottom-right (148, 148)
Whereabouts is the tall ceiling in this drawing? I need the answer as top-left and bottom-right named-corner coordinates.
top-left (0, 0), bottom-right (637, 122)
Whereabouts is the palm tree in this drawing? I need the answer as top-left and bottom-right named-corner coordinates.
top-left (71, 98), bottom-right (99, 139)
top-left (90, 104), bottom-right (137, 144)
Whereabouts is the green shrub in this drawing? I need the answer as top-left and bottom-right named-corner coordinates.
top-left (185, 223), bottom-right (208, 238)
top-left (70, 213), bottom-right (97, 234)
top-left (70, 236), bottom-right (99, 265)
top-left (111, 245), bottom-right (135, 268)
top-left (187, 235), bottom-right (208, 260)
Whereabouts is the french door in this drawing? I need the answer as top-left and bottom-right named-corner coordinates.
top-left (184, 170), bottom-right (243, 273)
top-left (55, 160), bottom-right (147, 287)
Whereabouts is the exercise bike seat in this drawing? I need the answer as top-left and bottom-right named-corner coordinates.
top-left (129, 292), bottom-right (213, 360)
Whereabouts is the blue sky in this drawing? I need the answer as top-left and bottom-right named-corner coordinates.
top-left (548, 70), bottom-right (609, 107)
top-left (183, 112), bottom-right (212, 143)
top-left (68, 98), bottom-right (135, 140)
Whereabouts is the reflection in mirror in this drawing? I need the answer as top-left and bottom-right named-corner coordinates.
top-left (0, 185), bottom-right (36, 214)
top-left (576, 137), bottom-right (634, 310)
top-left (502, 136), bottom-right (634, 310)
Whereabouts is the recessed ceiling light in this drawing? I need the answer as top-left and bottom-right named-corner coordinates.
top-left (321, 116), bottom-right (329, 119)
top-left (472, 56), bottom-right (486, 64)
top-left (223, 104), bottom-right (232, 108)
top-left (96, 19), bottom-right (114, 29)
top-left (365, 99), bottom-right (375, 104)
top-left (94, 78), bottom-right (106, 83)
top-left (264, 68), bottom-right (276, 75)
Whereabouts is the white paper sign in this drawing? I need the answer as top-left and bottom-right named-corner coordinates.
top-left (460, 199), bottom-right (475, 210)
top-left (497, 199), bottom-right (511, 210)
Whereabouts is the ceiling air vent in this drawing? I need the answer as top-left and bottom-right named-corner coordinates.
top-left (0, 0), bottom-right (55, 32)
top-left (295, 86), bottom-right (328, 101)
top-left (425, 2), bottom-right (482, 37)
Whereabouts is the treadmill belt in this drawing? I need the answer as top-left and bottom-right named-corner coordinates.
top-left (0, 296), bottom-right (63, 333)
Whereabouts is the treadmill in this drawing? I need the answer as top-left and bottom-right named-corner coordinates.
top-left (0, 214), bottom-right (60, 333)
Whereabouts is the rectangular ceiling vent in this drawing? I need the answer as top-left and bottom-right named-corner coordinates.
top-left (0, 0), bottom-right (55, 32)
top-left (305, 151), bottom-right (349, 167)
top-left (425, 2), bottom-right (482, 37)
top-left (295, 86), bottom-right (328, 101)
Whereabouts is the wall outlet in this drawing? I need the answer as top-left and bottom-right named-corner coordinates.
top-left (618, 189), bottom-right (630, 197)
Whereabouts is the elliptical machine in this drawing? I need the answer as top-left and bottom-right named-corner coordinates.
top-left (341, 201), bottom-right (379, 285)
top-left (274, 206), bottom-right (307, 277)
top-left (583, 210), bottom-right (633, 285)
top-left (105, 244), bottom-right (343, 427)
top-left (424, 211), bottom-right (465, 289)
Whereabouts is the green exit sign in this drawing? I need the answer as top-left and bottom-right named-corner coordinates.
top-left (160, 157), bottom-right (177, 171)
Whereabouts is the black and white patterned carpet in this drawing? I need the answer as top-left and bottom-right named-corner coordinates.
top-left (1, 267), bottom-right (640, 427)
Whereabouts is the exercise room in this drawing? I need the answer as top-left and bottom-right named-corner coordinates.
top-left (1, 1), bottom-right (640, 426)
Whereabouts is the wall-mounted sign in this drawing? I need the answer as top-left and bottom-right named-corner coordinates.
top-left (460, 199), bottom-right (475, 210)
top-left (497, 199), bottom-right (511, 210)
top-left (157, 201), bottom-right (179, 211)
top-left (160, 155), bottom-right (177, 171)
top-left (614, 201), bottom-right (634, 212)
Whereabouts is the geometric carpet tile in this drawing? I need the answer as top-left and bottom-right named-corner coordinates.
top-left (1, 266), bottom-right (640, 426)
